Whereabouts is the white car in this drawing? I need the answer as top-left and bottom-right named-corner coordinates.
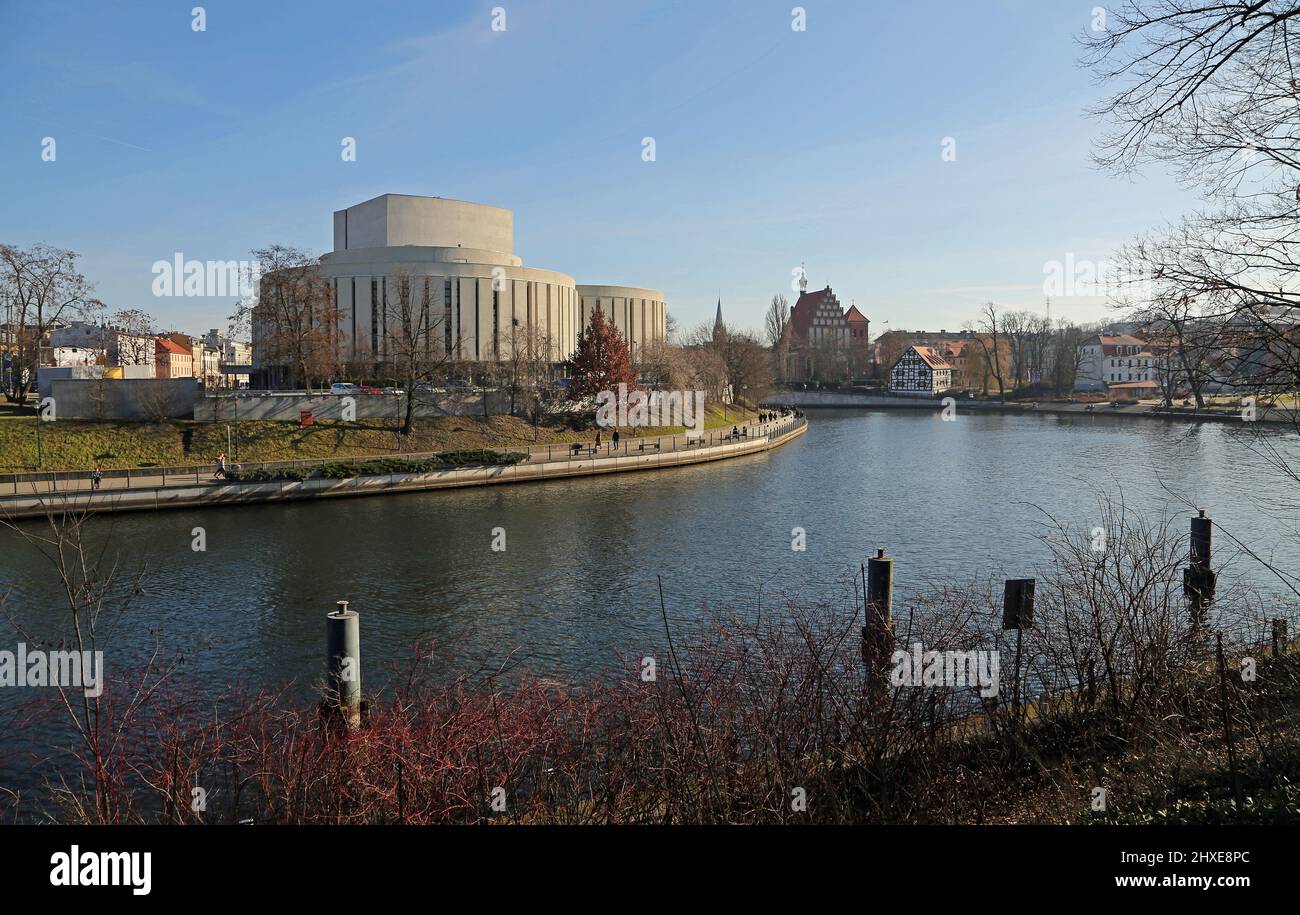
top-left (330, 383), bottom-right (360, 395)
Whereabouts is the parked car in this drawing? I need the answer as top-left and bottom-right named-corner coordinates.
top-left (330, 382), bottom-right (360, 395)
top-left (360, 385), bottom-right (384, 395)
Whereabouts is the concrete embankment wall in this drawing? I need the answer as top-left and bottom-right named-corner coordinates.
top-left (0, 422), bottom-right (807, 519)
top-left (769, 391), bottom-right (1003, 410)
top-left (50, 378), bottom-right (199, 420)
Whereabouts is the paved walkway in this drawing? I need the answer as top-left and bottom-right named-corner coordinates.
top-left (0, 414), bottom-right (803, 498)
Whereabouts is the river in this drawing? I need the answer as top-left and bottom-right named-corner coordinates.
top-left (2, 409), bottom-right (1298, 793)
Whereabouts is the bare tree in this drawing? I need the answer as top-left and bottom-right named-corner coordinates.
top-left (499, 317), bottom-right (553, 433)
top-left (0, 244), bottom-right (99, 403)
top-left (970, 304), bottom-right (1008, 402)
top-left (1086, 2), bottom-right (1300, 405)
top-left (766, 294), bottom-right (790, 382)
top-left (386, 271), bottom-right (451, 436)
top-left (235, 245), bottom-right (340, 391)
top-left (108, 308), bottom-right (156, 367)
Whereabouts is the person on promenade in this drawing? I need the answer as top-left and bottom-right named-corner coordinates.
top-left (595, 429), bottom-right (602, 450)
top-left (612, 429), bottom-right (620, 450)
top-left (213, 451), bottom-right (227, 479)
top-left (91, 464), bottom-right (102, 491)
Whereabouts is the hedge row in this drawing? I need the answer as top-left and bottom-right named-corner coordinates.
top-left (225, 449), bottom-right (526, 483)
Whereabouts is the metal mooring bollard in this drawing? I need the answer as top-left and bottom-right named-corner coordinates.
top-left (326, 599), bottom-right (362, 732)
top-left (862, 549), bottom-right (895, 684)
top-left (1183, 510), bottom-right (1217, 630)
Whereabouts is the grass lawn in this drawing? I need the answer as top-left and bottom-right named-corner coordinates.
top-left (0, 403), bottom-right (761, 472)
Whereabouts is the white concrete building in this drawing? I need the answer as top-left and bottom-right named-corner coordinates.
top-left (1075, 333), bottom-right (1151, 391)
top-left (577, 285), bottom-right (668, 360)
top-left (254, 195), bottom-right (666, 382)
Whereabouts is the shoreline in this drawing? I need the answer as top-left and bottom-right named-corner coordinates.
top-left (0, 417), bottom-right (807, 520)
top-left (768, 392), bottom-right (1295, 426)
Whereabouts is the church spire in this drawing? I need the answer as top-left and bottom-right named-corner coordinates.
top-left (713, 298), bottom-right (726, 342)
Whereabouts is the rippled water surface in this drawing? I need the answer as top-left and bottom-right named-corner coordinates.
top-left (3, 409), bottom-right (1298, 793)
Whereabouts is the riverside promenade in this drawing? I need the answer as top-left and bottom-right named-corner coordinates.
top-left (0, 414), bottom-right (807, 519)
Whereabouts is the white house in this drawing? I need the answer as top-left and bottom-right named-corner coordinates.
top-left (1075, 333), bottom-right (1150, 391)
top-left (48, 345), bottom-right (104, 367)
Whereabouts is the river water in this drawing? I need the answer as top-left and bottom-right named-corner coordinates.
top-left (2, 409), bottom-right (1299, 790)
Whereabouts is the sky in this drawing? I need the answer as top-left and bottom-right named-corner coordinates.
top-left (0, 0), bottom-right (1202, 339)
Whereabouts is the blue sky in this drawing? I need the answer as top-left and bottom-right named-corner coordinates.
top-left (0, 0), bottom-right (1199, 338)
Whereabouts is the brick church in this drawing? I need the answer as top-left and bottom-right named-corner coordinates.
top-left (781, 267), bottom-right (870, 382)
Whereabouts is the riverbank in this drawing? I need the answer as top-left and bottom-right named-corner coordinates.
top-left (769, 390), bottom-right (1297, 425)
top-left (0, 415), bottom-right (806, 519)
top-left (0, 402), bottom-right (760, 473)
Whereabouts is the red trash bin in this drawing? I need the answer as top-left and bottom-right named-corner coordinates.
top-left (300, 409), bottom-right (314, 427)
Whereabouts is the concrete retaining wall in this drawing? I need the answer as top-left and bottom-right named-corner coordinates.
top-left (50, 378), bottom-right (199, 420)
top-left (0, 421), bottom-right (807, 519)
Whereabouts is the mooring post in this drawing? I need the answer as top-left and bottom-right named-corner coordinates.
top-left (1183, 510), bottom-right (1216, 634)
top-left (326, 599), bottom-right (362, 732)
top-left (1003, 578), bottom-right (1035, 724)
top-left (862, 549), bottom-right (895, 692)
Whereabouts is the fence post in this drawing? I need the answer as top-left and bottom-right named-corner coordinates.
top-left (1215, 632), bottom-right (1245, 813)
top-left (1003, 578), bottom-right (1035, 724)
top-left (325, 600), bottom-right (362, 732)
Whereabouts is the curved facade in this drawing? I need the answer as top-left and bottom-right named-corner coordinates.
top-left (577, 285), bottom-right (667, 360)
top-left (279, 195), bottom-right (665, 373)
top-left (321, 247), bottom-right (578, 364)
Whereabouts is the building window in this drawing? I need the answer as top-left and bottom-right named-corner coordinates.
top-left (370, 279), bottom-right (379, 366)
top-left (444, 278), bottom-right (452, 356)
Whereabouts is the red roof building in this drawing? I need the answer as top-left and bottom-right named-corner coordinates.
top-left (155, 336), bottom-right (195, 379)
top-left (782, 281), bottom-right (869, 382)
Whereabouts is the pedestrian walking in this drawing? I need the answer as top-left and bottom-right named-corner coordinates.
top-left (612, 429), bottom-right (621, 450)
top-left (595, 429), bottom-right (602, 449)
top-left (213, 451), bottom-right (227, 479)
top-left (91, 463), bottom-right (102, 491)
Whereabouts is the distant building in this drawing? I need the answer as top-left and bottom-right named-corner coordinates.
top-left (889, 344), bottom-right (954, 395)
top-left (254, 194), bottom-right (667, 386)
top-left (155, 337), bottom-right (195, 379)
top-left (48, 346), bottom-right (104, 367)
top-left (1075, 333), bottom-right (1152, 392)
top-left (201, 329), bottom-right (252, 387)
top-left (782, 274), bottom-right (869, 382)
top-left (50, 322), bottom-right (155, 370)
top-left (872, 328), bottom-right (973, 376)
top-left (940, 339), bottom-right (972, 387)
